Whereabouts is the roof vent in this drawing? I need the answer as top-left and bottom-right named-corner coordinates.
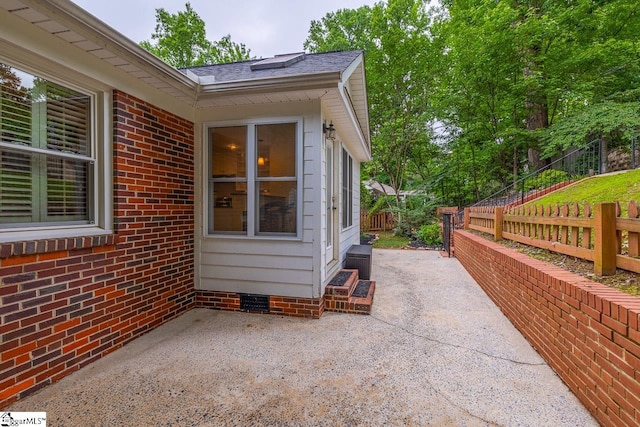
top-left (250, 52), bottom-right (306, 71)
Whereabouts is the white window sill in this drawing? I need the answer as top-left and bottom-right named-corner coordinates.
top-left (0, 226), bottom-right (113, 244)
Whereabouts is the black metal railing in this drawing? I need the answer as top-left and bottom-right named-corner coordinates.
top-left (474, 139), bottom-right (602, 207)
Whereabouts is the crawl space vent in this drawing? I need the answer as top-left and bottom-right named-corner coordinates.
top-left (240, 294), bottom-right (270, 312)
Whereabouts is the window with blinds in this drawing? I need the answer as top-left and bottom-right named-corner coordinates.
top-left (0, 63), bottom-right (93, 228)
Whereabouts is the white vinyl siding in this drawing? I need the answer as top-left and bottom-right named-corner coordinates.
top-left (199, 110), bottom-right (318, 298)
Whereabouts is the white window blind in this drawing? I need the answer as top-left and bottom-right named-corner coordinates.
top-left (0, 63), bottom-right (93, 227)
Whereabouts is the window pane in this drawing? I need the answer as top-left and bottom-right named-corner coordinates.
top-left (342, 149), bottom-right (353, 228)
top-left (0, 148), bottom-right (32, 224)
top-left (257, 181), bottom-right (296, 234)
top-left (212, 182), bottom-right (247, 233)
top-left (0, 65), bottom-right (32, 145)
top-left (257, 123), bottom-right (296, 178)
top-left (46, 84), bottom-right (90, 155)
top-left (46, 157), bottom-right (89, 221)
top-left (211, 126), bottom-right (246, 178)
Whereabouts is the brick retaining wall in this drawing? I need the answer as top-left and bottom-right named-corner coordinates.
top-left (0, 91), bottom-right (195, 407)
top-left (455, 230), bottom-right (640, 426)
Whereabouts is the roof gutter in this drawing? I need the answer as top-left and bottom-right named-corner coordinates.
top-left (196, 71), bottom-right (342, 99)
top-left (20, 0), bottom-right (198, 96)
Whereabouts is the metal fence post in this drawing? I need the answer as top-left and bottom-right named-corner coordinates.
top-left (442, 212), bottom-right (452, 257)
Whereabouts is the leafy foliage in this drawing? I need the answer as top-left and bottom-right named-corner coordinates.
top-left (390, 196), bottom-right (438, 237)
top-left (417, 223), bottom-right (442, 246)
top-left (305, 0), bottom-right (440, 210)
top-left (305, 0), bottom-right (640, 211)
top-left (430, 0), bottom-right (640, 205)
top-left (140, 3), bottom-right (251, 67)
top-left (543, 101), bottom-right (640, 156)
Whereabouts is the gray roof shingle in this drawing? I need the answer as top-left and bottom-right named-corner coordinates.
top-left (182, 50), bottom-right (362, 83)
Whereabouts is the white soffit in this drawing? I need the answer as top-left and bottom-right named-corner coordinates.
top-left (0, 0), bottom-right (196, 105)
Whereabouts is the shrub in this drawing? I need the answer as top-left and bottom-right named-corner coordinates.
top-left (360, 181), bottom-right (373, 212)
top-left (417, 223), bottom-right (442, 246)
top-left (390, 196), bottom-right (439, 237)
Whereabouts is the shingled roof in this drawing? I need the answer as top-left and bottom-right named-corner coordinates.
top-left (183, 51), bottom-right (363, 83)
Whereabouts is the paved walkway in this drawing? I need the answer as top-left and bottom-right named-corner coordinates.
top-left (9, 250), bottom-right (597, 426)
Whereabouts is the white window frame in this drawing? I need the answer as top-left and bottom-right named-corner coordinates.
top-left (0, 59), bottom-right (112, 243)
top-left (342, 146), bottom-right (354, 230)
top-left (204, 117), bottom-right (303, 240)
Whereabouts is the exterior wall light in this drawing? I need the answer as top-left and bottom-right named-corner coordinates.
top-left (323, 121), bottom-right (336, 140)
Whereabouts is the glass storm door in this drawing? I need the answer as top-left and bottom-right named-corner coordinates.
top-left (325, 139), bottom-right (337, 264)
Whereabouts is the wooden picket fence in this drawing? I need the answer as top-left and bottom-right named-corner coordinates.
top-left (464, 201), bottom-right (640, 276)
top-left (360, 212), bottom-right (396, 232)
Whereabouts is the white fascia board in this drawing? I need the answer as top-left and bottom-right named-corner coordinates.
top-left (337, 53), bottom-right (371, 159)
top-left (196, 72), bottom-right (342, 100)
top-left (338, 82), bottom-right (372, 161)
top-left (351, 62), bottom-right (371, 140)
top-left (18, 0), bottom-right (197, 95)
top-left (340, 52), bottom-right (364, 82)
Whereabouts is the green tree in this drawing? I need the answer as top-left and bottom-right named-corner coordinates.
top-left (305, 0), bottom-right (440, 208)
top-left (433, 0), bottom-right (640, 203)
top-left (140, 3), bottom-right (251, 67)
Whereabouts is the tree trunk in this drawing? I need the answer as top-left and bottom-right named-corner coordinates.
top-left (523, 59), bottom-right (549, 172)
top-left (470, 141), bottom-right (480, 202)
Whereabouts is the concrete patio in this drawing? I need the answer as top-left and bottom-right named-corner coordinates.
top-left (8, 250), bottom-right (597, 426)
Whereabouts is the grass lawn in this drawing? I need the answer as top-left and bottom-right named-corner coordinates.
top-left (523, 169), bottom-right (640, 216)
top-left (372, 231), bottom-right (410, 249)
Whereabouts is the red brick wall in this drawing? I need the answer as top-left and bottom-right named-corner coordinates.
top-left (455, 230), bottom-right (640, 426)
top-left (0, 91), bottom-right (195, 408)
top-left (196, 291), bottom-right (324, 319)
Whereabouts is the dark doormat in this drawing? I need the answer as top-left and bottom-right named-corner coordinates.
top-left (352, 280), bottom-right (371, 298)
top-left (329, 271), bottom-right (353, 286)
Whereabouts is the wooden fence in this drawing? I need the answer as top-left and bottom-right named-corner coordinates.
top-left (360, 212), bottom-right (396, 232)
top-left (464, 201), bottom-right (640, 275)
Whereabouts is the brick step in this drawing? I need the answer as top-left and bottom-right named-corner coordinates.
top-left (324, 269), bottom-right (375, 315)
top-left (324, 269), bottom-right (359, 296)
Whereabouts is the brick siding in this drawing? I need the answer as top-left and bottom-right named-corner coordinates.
top-left (455, 230), bottom-right (640, 426)
top-left (196, 290), bottom-right (324, 319)
top-left (0, 91), bottom-right (195, 408)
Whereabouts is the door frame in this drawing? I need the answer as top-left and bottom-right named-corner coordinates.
top-left (325, 137), bottom-right (339, 266)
